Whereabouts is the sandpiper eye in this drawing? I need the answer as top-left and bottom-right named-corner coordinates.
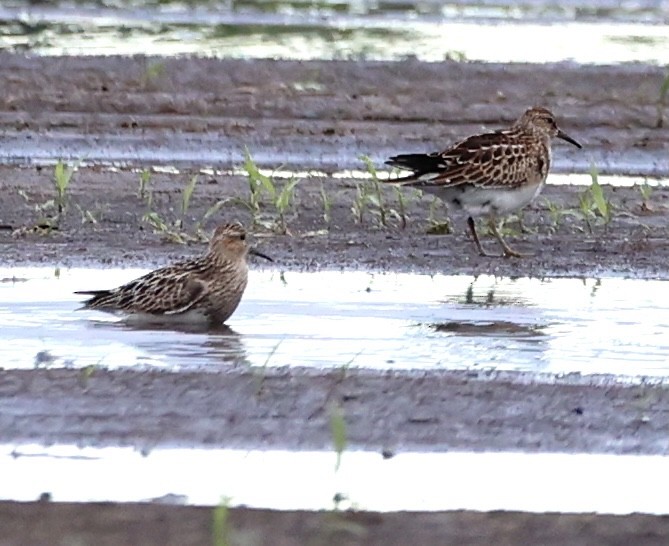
top-left (239, 234), bottom-right (246, 241)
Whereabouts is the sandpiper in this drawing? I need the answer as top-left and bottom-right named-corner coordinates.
top-left (75, 222), bottom-right (271, 325)
top-left (385, 106), bottom-right (582, 257)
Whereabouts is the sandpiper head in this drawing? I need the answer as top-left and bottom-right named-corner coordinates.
top-left (515, 107), bottom-right (582, 149)
top-left (209, 222), bottom-right (272, 262)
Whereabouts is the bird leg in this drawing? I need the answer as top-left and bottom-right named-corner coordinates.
top-left (487, 217), bottom-right (527, 258)
top-left (467, 216), bottom-right (498, 257)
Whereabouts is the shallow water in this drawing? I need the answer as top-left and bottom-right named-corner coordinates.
top-left (2, 267), bottom-right (669, 378)
top-left (1, 4), bottom-right (668, 64)
top-left (3, 442), bottom-right (669, 514)
top-left (1, 135), bottom-right (665, 178)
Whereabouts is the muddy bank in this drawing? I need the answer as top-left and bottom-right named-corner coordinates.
top-left (0, 55), bottom-right (667, 277)
top-left (0, 55), bottom-right (666, 174)
top-left (1, 163), bottom-right (668, 278)
top-left (1, 54), bottom-right (669, 544)
top-left (1, 366), bottom-right (667, 454)
top-left (3, 501), bottom-right (669, 546)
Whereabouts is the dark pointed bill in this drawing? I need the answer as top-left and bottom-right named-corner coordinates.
top-left (557, 129), bottom-right (582, 149)
top-left (249, 247), bottom-right (273, 262)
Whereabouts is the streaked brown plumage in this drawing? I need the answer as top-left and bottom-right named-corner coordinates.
top-left (385, 106), bottom-right (582, 257)
top-left (75, 222), bottom-right (271, 325)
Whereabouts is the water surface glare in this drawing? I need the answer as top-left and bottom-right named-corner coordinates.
top-left (1, 7), bottom-right (668, 64)
top-left (3, 443), bottom-right (669, 514)
top-left (1, 268), bottom-right (669, 377)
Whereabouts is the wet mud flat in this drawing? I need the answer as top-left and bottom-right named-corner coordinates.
top-left (0, 55), bottom-right (667, 175)
top-left (1, 55), bottom-right (669, 544)
top-left (0, 163), bottom-right (668, 279)
top-left (0, 56), bottom-right (667, 277)
top-left (3, 366), bottom-right (669, 453)
top-left (4, 501), bottom-right (669, 546)
top-left (3, 367), bottom-right (669, 544)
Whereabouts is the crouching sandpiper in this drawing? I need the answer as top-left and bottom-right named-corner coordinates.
top-left (76, 222), bottom-right (271, 326)
top-left (385, 106), bottom-right (582, 257)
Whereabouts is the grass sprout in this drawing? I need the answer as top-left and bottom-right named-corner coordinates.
top-left (242, 148), bottom-right (300, 233)
top-left (543, 198), bottom-right (573, 231)
top-left (181, 175), bottom-right (198, 219)
top-left (253, 340), bottom-right (282, 396)
top-left (354, 155), bottom-right (407, 228)
top-left (275, 177), bottom-right (299, 233)
top-left (14, 159), bottom-right (81, 234)
top-left (360, 155), bottom-right (387, 226)
top-left (426, 196), bottom-right (452, 234)
top-left (639, 181), bottom-right (654, 212)
top-left (141, 60), bottom-right (165, 90)
top-left (393, 186), bottom-right (408, 229)
top-left (330, 404), bottom-right (347, 472)
top-left (320, 183), bottom-right (332, 226)
top-left (53, 159), bottom-right (77, 215)
top-left (243, 147), bottom-right (274, 216)
top-left (141, 174), bottom-right (208, 244)
top-left (576, 162), bottom-right (612, 232)
top-left (75, 204), bottom-right (98, 225)
top-left (588, 163), bottom-right (610, 221)
top-left (212, 497), bottom-right (231, 546)
top-left (657, 71), bottom-right (669, 128)
top-left (194, 199), bottom-right (232, 236)
top-left (337, 349), bottom-right (363, 381)
top-left (138, 169), bottom-right (152, 205)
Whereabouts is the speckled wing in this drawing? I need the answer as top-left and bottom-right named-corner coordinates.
top-left (388, 131), bottom-right (540, 189)
top-left (77, 263), bottom-right (208, 315)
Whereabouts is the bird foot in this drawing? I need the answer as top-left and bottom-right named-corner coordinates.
top-left (477, 248), bottom-right (505, 258)
top-left (477, 245), bottom-right (532, 259)
top-left (502, 248), bottom-right (532, 259)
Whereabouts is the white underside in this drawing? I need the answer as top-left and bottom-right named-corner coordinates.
top-left (420, 181), bottom-right (545, 216)
top-left (123, 309), bottom-right (214, 326)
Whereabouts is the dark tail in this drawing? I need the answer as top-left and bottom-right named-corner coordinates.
top-left (74, 290), bottom-right (113, 307)
top-left (385, 153), bottom-right (444, 179)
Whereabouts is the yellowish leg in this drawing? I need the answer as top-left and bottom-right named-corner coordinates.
top-left (488, 217), bottom-right (527, 258)
top-left (467, 216), bottom-right (499, 257)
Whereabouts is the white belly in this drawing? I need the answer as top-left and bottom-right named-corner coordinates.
top-left (124, 309), bottom-right (212, 326)
top-left (421, 181), bottom-right (545, 216)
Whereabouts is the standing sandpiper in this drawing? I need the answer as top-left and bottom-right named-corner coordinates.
top-left (385, 106), bottom-right (582, 257)
top-left (75, 222), bottom-right (272, 325)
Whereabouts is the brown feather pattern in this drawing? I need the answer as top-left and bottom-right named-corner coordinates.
top-left (384, 106), bottom-right (581, 257)
top-left (76, 222), bottom-right (260, 325)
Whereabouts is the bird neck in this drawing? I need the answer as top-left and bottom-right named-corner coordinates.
top-left (208, 252), bottom-right (239, 269)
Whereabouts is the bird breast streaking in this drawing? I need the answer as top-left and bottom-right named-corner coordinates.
top-left (75, 222), bottom-right (272, 326)
top-left (385, 106), bottom-right (582, 258)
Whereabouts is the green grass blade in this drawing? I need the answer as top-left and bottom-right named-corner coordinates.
top-left (211, 497), bottom-right (230, 546)
top-left (276, 178), bottom-right (299, 213)
top-left (181, 175), bottom-right (198, 216)
top-left (589, 162), bottom-right (609, 221)
top-left (243, 147), bottom-right (275, 197)
top-left (359, 154), bottom-right (378, 181)
top-left (330, 405), bottom-right (347, 472)
top-left (660, 72), bottom-right (669, 102)
top-left (197, 199), bottom-right (231, 230)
